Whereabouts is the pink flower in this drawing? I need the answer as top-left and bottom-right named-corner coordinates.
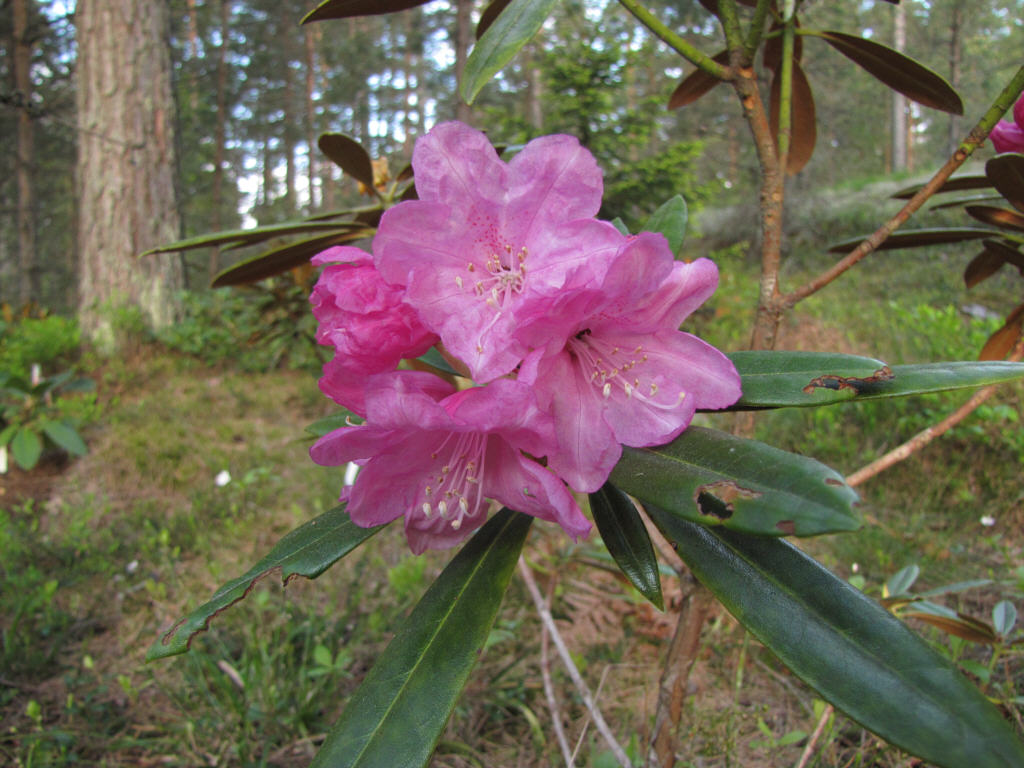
top-left (311, 246), bottom-right (438, 414)
top-left (310, 371), bottom-right (591, 553)
top-left (374, 121), bottom-right (621, 382)
top-left (990, 95), bottom-right (1024, 154)
top-left (521, 237), bottom-right (742, 492)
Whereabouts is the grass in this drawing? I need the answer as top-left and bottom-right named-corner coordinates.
top-left (2, 205), bottom-right (1024, 765)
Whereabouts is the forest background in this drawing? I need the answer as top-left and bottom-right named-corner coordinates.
top-left (4, 1), bottom-right (1024, 767)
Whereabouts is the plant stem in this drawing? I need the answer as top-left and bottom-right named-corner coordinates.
top-left (742, 0), bottom-right (772, 61)
top-left (783, 65), bottom-right (1024, 309)
top-left (617, 0), bottom-right (732, 80)
top-left (518, 557), bottom-right (632, 768)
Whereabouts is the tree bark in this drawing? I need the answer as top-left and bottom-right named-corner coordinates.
top-left (946, 0), bottom-right (963, 157)
top-left (210, 0), bottom-right (229, 282)
top-left (76, 0), bottom-right (183, 350)
top-left (13, 0), bottom-right (38, 307)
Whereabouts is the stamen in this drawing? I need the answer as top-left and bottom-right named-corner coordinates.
top-left (455, 276), bottom-right (463, 289)
top-left (451, 518), bottom-right (461, 530)
top-left (422, 503), bottom-right (432, 517)
top-left (438, 500), bottom-right (449, 518)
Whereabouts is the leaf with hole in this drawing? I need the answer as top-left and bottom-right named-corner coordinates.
top-left (986, 153), bottom-right (1024, 214)
top-left (609, 426), bottom-right (859, 537)
top-left (147, 506), bottom-right (382, 660)
top-left (726, 351), bottom-right (890, 408)
top-left (461, 0), bottom-right (559, 105)
top-left (309, 509), bottom-right (531, 768)
top-left (648, 513), bottom-right (1024, 768)
top-left (590, 483), bottom-right (663, 610)
top-left (810, 30), bottom-right (963, 114)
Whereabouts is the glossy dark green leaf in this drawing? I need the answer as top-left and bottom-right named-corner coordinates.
top-left (310, 509), bottom-right (532, 768)
top-left (318, 133), bottom-right (377, 191)
top-left (11, 427), bottom-right (42, 470)
top-left (769, 58), bottom-right (817, 174)
top-left (727, 352), bottom-right (1024, 407)
top-left (668, 50), bottom-right (728, 109)
top-left (211, 230), bottom-right (372, 287)
top-left (303, 0), bottom-right (433, 23)
top-left (812, 30), bottom-right (963, 114)
top-left (590, 483), bottom-right (663, 610)
top-left (461, 0), bottom-right (559, 104)
top-left (893, 175), bottom-right (992, 200)
top-left (648, 512), bottom-right (1024, 768)
top-left (929, 193), bottom-right (1004, 211)
top-left (141, 221), bottom-right (349, 256)
top-left (965, 205), bottom-right (1024, 233)
top-left (148, 506), bottom-right (382, 660)
top-left (727, 351), bottom-right (891, 408)
top-left (476, 0), bottom-right (513, 38)
top-left (40, 420), bottom-right (87, 456)
top-left (642, 196), bottom-right (688, 258)
top-left (827, 227), bottom-right (994, 253)
top-left (609, 426), bottom-right (860, 537)
top-left (986, 153), bottom-right (1024, 214)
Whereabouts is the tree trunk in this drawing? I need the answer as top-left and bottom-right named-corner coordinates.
top-left (210, 0), bottom-right (229, 282)
top-left (891, 1), bottom-right (908, 172)
top-left (305, 26), bottom-right (318, 212)
top-left (12, 0), bottom-right (38, 306)
top-left (947, 0), bottom-right (963, 156)
top-left (76, 0), bottom-right (183, 351)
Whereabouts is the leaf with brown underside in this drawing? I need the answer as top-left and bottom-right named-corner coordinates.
top-left (965, 205), bottom-right (1024, 233)
top-left (476, 0), bottom-right (513, 38)
top-left (827, 227), bottom-right (994, 253)
top-left (964, 239), bottom-right (1024, 289)
top-left (763, 21), bottom-right (803, 70)
top-left (901, 609), bottom-right (999, 645)
top-left (812, 30), bottom-right (963, 114)
top-left (769, 59), bottom-right (816, 174)
top-left (212, 229), bottom-right (374, 287)
top-left (668, 50), bottom-right (729, 110)
top-left (986, 153), bottom-right (1024, 215)
top-left (318, 133), bottom-right (377, 192)
top-left (302, 0), bottom-right (433, 23)
top-left (979, 303), bottom-right (1024, 361)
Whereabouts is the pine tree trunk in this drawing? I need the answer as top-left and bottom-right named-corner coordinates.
top-left (210, 0), bottom-right (229, 282)
top-left (305, 26), bottom-right (318, 212)
top-left (76, 0), bottom-right (183, 351)
top-left (13, 0), bottom-right (37, 306)
top-left (891, 1), bottom-right (908, 172)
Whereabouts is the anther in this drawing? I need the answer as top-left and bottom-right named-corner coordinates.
top-left (422, 503), bottom-right (432, 517)
top-left (602, 382), bottom-right (612, 398)
top-left (455, 276), bottom-right (463, 289)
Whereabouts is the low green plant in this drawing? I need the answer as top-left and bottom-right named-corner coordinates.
top-left (0, 314), bottom-right (80, 380)
top-left (0, 369), bottom-right (94, 470)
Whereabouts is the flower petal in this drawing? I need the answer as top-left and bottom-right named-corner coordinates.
top-left (411, 121), bottom-right (508, 214)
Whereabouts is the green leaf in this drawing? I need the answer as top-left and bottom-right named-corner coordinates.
top-left (11, 427), bottom-right (43, 470)
top-left (893, 175), bottom-right (992, 199)
top-left (648, 512), bottom-right (1024, 768)
top-left (965, 205), bottom-right (1024, 233)
top-left (460, 0), bottom-right (559, 105)
top-left (302, 0), bottom-right (433, 24)
top-left (727, 351), bottom-right (891, 408)
top-left (986, 153), bottom-right (1024, 215)
top-left (642, 196), bottom-right (688, 258)
top-left (310, 509), bottom-right (532, 768)
top-left (40, 420), bottom-right (87, 456)
top-left (993, 600), bottom-right (1018, 637)
top-left (212, 229), bottom-right (373, 287)
top-left (589, 483), bottom-right (663, 610)
top-left (476, 0), bottom-right (514, 38)
top-left (810, 30), bottom-right (963, 114)
top-left (884, 564), bottom-right (920, 597)
top-left (727, 353), bottom-right (1024, 408)
top-left (141, 221), bottom-right (350, 256)
top-left (827, 227), bottom-right (994, 253)
top-left (147, 506), bottom-right (381, 660)
top-left (318, 133), bottom-right (377, 191)
top-left (610, 426), bottom-right (860, 537)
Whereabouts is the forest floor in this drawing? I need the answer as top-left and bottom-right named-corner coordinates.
top-left (2, 238), bottom-right (1024, 767)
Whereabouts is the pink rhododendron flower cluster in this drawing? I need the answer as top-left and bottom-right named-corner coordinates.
top-left (310, 121), bottom-right (742, 554)
top-left (990, 95), bottom-right (1024, 154)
